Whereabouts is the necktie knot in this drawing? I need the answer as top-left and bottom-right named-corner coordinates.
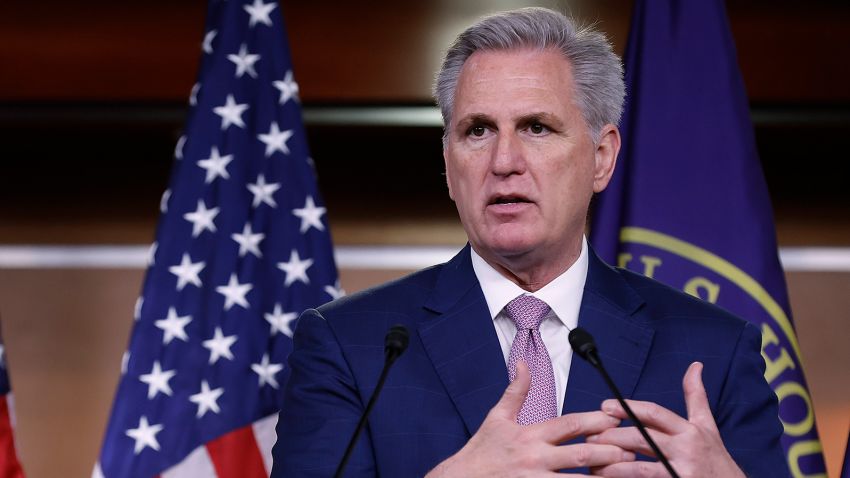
top-left (505, 295), bottom-right (550, 330)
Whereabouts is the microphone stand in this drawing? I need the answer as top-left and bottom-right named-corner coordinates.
top-left (570, 327), bottom-right (680, 478)
top-left (334, 325), bottom-right (409, 478)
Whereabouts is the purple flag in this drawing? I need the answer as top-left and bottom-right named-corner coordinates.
top-left (590, 0), bottom-right (826, 475)
top-left (95, 0), bottom-right (340, 476)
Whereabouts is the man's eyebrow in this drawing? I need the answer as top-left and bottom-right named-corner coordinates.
top-left (456, 113), bottom-right (494, 126)
top-left (515, 112), bottom-right (563, 126)
top-left (454, 112), bottom-right (565, 130)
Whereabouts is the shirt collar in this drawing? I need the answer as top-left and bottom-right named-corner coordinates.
top-left (470, 237), bottom-right (589, 328)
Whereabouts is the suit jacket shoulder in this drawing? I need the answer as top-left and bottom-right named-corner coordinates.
top-left (616, 263), bottom-right (744, 324)
top-left (317, 262), bottom-right (442, 319)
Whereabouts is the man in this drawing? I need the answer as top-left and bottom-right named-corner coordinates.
top-left (272, 8), bottom-right (787, 477)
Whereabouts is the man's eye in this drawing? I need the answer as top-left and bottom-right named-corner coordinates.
top-left (529, 123), bottom-right (546, 134)
top-left (468, 126), bottom-right (486, 137)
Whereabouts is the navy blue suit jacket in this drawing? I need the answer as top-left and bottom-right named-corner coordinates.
top-left (271, 246), bottom-right (788, 477)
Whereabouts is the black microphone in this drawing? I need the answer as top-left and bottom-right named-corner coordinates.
top-left (384, 324), bottom-right (409, 364)
top-left (335, 325), bottom-right (410, 478)
top-left (569, 327), bottom-right (680, 478)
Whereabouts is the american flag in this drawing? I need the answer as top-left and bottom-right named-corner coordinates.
top-left (0, 328), bottom-right (24, 478)
top-left (95, 0), bottom-right (340, 476)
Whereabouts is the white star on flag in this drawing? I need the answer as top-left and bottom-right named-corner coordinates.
top-left (189, 381), bottom-right (224, 418)
top-left (139, 361), bottom-right (177, 399)
top-left (197, 146), bottom-right (234, 183)
top-left (264, 303), bottom-right (298, 337)
top-left (251, 353), bottom-right (284, 389)
top-left (148, 242), bottom-right (158, 266)
top-left (174, 135), bottom-right (186, 160)
top-left (324, 280), bottom-right (346, 300)
top-left (134, 297), bottom-right (143, 321)
top-left (160, 189), bottom-right (171, 213)
top-left (202, 327), bottom-right (237, 364)
top-left (121, 351), bottom-right (130, 375)
top-left (125, 416), bottom-right (163, 455)
top-left (292, 195), bottom-right (327, 233)
top-left (168, 253), bottom-right (205, 291)
top-left (189, 83), bottom-right (200, 106)
top-left (257, 121), bottom-right (294, 157)
top-left (202, 29), bottom-right (217, 54)
top-left (216, 273), bottom-right (253, 311)
top-left (227, 43), bottom-right (261, 79)
top-left (231, 223), bottom-right (265, 258)
top-left (213, 94), bottom-right (249, 130)
top-left (154, 307), bottom-right (192, 345)
top-left (246, 174), bottom-right (280, 208)
top-left (277, 250), bottom-right (314, 286)
top-left (273, 70), bottom-right (299, 104)
top-left (183, 200), bottom-right (220, 237)
top-left (243, 0), bottom-right (277, 27)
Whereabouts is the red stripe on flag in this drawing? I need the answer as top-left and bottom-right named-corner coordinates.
top-left (0, 396), bottom-right (24, 478)
top-left (206, 424), bottom-right (267, 478)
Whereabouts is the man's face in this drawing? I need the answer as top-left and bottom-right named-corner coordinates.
top-left (444, 48), bottom-right (616, 271)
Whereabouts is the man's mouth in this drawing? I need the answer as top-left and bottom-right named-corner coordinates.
top-left (489, 195), bottom-right (532, 205)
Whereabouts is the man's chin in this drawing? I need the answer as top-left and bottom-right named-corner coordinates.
top-left (478, 239), bottom-right (538, 261)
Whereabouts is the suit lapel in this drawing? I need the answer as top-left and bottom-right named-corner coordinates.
top-left (563, 250), bottom-right (654, 415)
top-left (417, 245), bottom-right (508, 436)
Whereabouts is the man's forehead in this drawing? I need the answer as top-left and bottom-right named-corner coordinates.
top-left (452, 48), bottom-right (577, 117)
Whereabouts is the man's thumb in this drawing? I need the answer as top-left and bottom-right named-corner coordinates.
top-left (495, 361), bottom-right (530, 420)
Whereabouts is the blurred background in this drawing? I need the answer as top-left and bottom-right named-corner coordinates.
top-left (0, 0), bottom-right (848, 476)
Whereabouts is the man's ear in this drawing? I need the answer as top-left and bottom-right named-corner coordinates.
top-left (443, 147), bottom-right (455, 201)
top-left (592, 124), bottom-right (621, 193)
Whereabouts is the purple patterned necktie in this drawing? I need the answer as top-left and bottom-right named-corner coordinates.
top-left (505, 295), bottom-right (558, 425)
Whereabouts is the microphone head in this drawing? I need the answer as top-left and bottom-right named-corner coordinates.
top-left (568, 327), bottom-right (598, 363)
top-left (384, 324), bottom-right (410, 360)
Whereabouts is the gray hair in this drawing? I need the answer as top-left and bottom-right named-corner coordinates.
top-left (433, 7), bottom-right (625, 145)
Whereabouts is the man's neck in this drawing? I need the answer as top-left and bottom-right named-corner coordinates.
top-left (474, 237), bottom-right (585, 292)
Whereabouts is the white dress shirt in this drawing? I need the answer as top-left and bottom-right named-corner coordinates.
top-left (470, 237), bottom-right (589, 413)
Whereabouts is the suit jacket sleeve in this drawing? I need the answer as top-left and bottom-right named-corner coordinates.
top-left (716, 321), bottom-right (790, 477)
top-left (270, 308), bottom-right (376, 477)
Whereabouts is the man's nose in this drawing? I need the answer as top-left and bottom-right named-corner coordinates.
top-left (490, 131), bottom-right (526, 177)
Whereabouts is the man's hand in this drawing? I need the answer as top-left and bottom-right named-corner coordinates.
top-left (426, 362), bottom-right (633, 477)
top-left (587, 362), bottom-right (744, 478)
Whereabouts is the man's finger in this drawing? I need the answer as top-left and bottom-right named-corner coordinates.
top-left (587, 426), bottom-right (669, 457)
top-left (544, 443), bottom-right (635, 470)
top-left (683, 361), bottom-right (717, 430)
top-left (601, 399), bottom-right (689, 435)
top-left (491, 360), bottom-right (531, 421)
top-left (536, 411), bottom-right (620, 443)
top-left (591, 461), bottom-right (666, 478)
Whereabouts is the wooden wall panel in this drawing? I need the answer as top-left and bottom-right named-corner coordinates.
top-left (0, 2), bottom-right (205, 101)
top-left (2, 1), bottom-right (849, 102)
